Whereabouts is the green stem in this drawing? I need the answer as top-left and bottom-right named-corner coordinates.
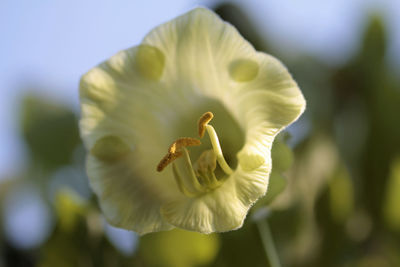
top-left (256, 219), bottom-right (281, 267)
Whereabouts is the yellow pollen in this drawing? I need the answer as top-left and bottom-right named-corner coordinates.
top-left (157, 151), bottom-right (182, 172)
top-left (198, 111), bottom-right (214, 138)
top-left (157, 137), bottom-right (201, 172)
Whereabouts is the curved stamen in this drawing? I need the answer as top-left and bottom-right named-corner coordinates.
top-left (157, 151), bottom-right (182, 172)
top-left (198, 112), bottom-right (233, 175)
top-left (172, 163), bottom-right (199, 197)
top-left (181, 147), bottom-right (204, 192)
top-left (198, 111), bottom-right (214, 138)
top-left (205, 125), bottom-right (233, 175)
top-left (157, 137), bottom-right (201, 171)
top-left (208, 171), bottom-right (220, 189)
top-left (169, 137), bottom-right (201, 153)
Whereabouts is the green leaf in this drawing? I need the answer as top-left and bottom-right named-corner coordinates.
top-left (20, 94), bottom-right (80, 170)
top-left (253, 171), bottom-right (287, 210)
top-left (271, 136), bottom-right (294, 172)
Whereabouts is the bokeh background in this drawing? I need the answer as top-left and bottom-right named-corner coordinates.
top-left (1, 0), bottom-right (400, 266)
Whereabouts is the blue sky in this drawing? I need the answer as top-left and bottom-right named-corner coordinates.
top-left (1, 0), bottom-right (399, 178)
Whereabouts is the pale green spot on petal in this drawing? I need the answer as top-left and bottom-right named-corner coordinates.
top-left (135, 45), bottom-right (165, 80)
top-left (80, 67), bottom-right (119, 112)
top-left (237, 149), bottom-right (265, 172)
top-left (229, 59), bottom-right (259, 82)
top-left (90, 135), bottom-right (130, 162)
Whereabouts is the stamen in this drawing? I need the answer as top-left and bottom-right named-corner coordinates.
top-left (205, 125), bottom-right (234, 175)
top-left (169, 137), bottom-right (201, 154)
top-left (157, 111), bottom-right (234, 197)
top-left (198, 111), bottom-right (214, 138)
top-left (197, 112), bottom-right (233, 175)
top-left (194, 150), bottom-right (217, 188)
top-left (181, 147), bottom-right (204, 192)
top-left (208, 172), bottom-right (220, 188)
top-left (157, 151), bottom-right (182, 172)
top-left (157, 137), bottom-right (201, 172)
top-left (172, 163), bottom-right (199, 197)
top-left (193, 149), bottom-right (227, 190)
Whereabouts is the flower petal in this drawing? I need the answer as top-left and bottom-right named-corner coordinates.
top-left (79, 47), bottom-right (171, 152)
top-left (234, 53), bottom-right (306, 171)
top-left (142, 7), bottom-right (258, 98)
top-left (87, 154), bottom-right (174, 235)
top-left (161, 163), bottom-right (269, 234)
top-left (80, 47), bottom-right (181, 234)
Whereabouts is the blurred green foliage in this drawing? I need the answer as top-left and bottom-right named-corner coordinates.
top-left (40, 190), bottom-right (137, 267)
top-left (383, 158), bottom-right (400, 231)
top-left (1, 2), bottom-right (400, 267)
top-left (21, 95), bottom-right (80, 171)
top-left (139, 229), bottom-right (219, 267)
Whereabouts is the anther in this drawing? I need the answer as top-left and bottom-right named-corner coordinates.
top-left (156, 151), bottom-right (182, 172)
top-left (169, 137), bottom-right (201, 153)
top-left (157, 137), bottom-right (201, 172)
top-left (198, 112), bottom-right (214, 138)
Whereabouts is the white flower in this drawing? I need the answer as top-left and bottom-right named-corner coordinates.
top-left (79, 8), bottom-right (305, 235)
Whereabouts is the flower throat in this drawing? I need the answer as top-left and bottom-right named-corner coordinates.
top-left (157, 112), bottom-right (233, 197)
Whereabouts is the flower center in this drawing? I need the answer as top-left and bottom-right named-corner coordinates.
top-left (157, 112), bottom-right (233, 197)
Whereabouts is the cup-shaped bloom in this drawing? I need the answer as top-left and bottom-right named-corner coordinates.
top-left (79, 8), bottom-right (305, 235)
